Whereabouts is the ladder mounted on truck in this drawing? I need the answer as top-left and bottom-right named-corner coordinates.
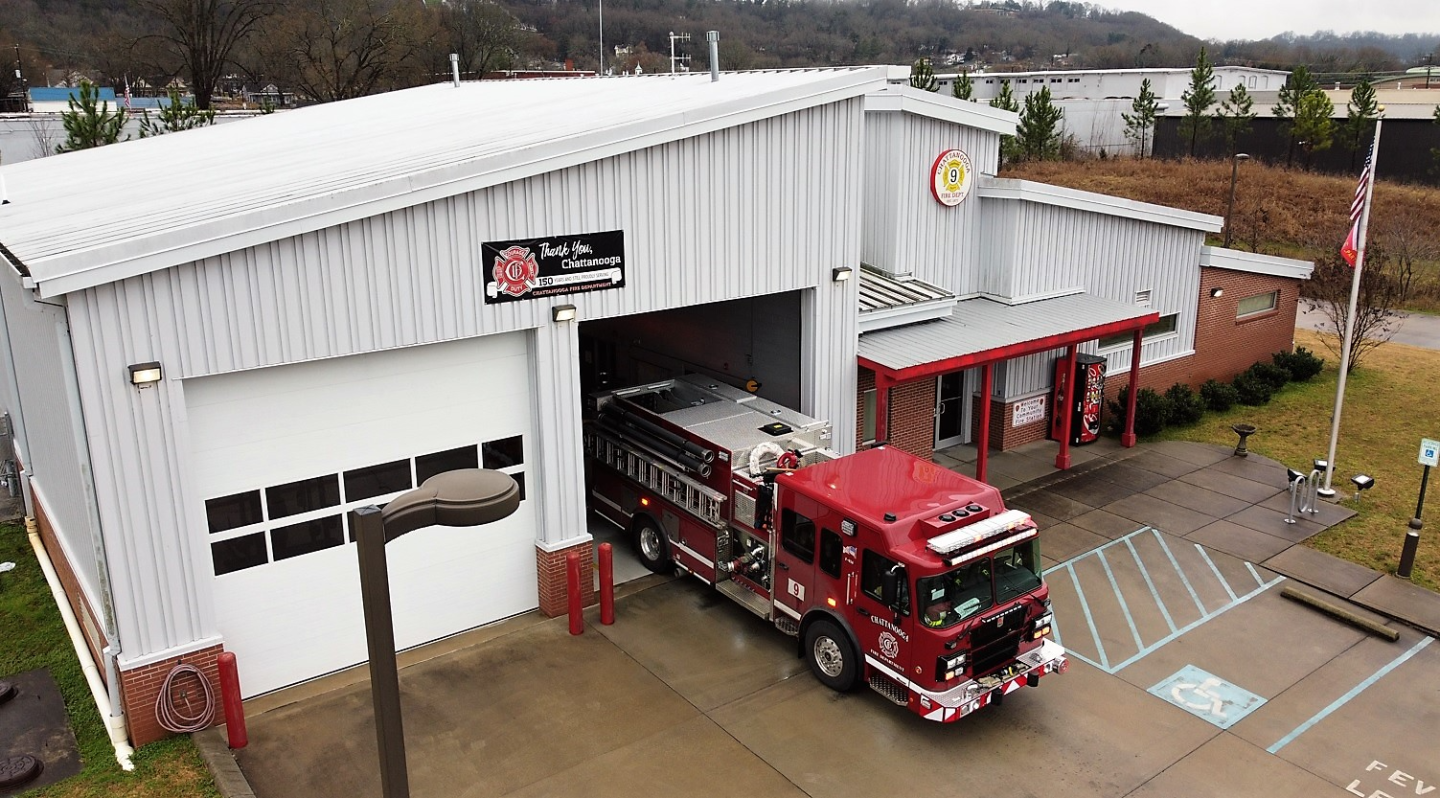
top-left (583, 427), bottom-right (728, 528)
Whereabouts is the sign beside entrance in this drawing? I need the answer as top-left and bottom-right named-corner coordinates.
top-left (1013, 396), bottom-right (1046, 427)
top-left (930, 149), bottom-right (974, 207)
top-left (483, 230), bottom-right (625, 304)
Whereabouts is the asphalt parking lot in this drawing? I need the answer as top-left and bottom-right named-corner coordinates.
top-left (231, 440), bottom-right (1440, 798)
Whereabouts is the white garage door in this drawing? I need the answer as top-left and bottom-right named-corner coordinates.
top-left (185, 334), bottom-right (537, 697)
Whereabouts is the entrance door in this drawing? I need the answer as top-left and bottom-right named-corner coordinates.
top-left (935, 371), bottom-right (967, 449)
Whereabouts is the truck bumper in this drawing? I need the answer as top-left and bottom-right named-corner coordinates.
top-left (915, 639), bottom-right (1068, 723)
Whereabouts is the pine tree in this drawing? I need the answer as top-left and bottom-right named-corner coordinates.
top-left (910, 58), bottom-right (939, 92)
top-left (1341, 80), bottom-right (1379, 169)
top-left (138, 87), bottom-right (217, 138)
top-left (1215, 83), bottom-right (1256, 156)
top-left (952, 69), bottom-right (973, 101)
top-left (989, 80), bottom-right (1021, 166)
top-left (1292, 88), bottom-right (1336, 167)
top-left (1273, 65), bottom-right (1317, 167)
top-left (1016, 86), bottom-right (1063, 162)
top-left (1178, 47), bottom-right (1216, 158)
top-left (1121, 78), bottom-right (1159, 158)
top-left (56, 80), bottom-right (128, 153)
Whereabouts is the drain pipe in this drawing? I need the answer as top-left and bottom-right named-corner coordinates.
top-left (707, 31), bottom-right (719, 82)
top-left (26, 518), bottom-right (135, 771)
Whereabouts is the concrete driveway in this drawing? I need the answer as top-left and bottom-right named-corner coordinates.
top-left (232, 440), bottom-right (1440, 798)
top-left (1297, 301), bottom-right (1440, 351)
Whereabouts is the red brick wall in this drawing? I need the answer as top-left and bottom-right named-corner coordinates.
top-left (118, 644), bottom-right (223, 747)
top-left (980, 396), bottom-right (1053, 451)
top-left (855, 368), bottom-right (935, 460)
top-left (536, 541), bottom-right (595, 618)
top-left (32, 497), bottom-right (109, 673)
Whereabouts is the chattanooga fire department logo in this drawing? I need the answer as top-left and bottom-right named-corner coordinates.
top-left (879, 631), bottom-right (901, 659)
top-left (492, 245), bottom-right (540, 298)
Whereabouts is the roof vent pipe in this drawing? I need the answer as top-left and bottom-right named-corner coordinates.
top-left (450, 53), bottom-right (460, 87)
top-left (707, 31), bottom-right (719, 82)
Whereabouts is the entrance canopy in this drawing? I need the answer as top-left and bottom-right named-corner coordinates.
top-left (857, 292), bottom-right (1158, 479)
top-left (858, 292), bottom-right (1157, 383)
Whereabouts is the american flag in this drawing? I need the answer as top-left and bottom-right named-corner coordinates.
top-left (1340, 142), bottom-right (1374, 267)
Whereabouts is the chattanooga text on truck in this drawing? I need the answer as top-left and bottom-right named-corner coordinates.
top-left (583, 377), bottom-right (1066, 722)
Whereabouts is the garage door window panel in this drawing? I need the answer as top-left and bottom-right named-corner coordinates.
top-left (344, 460), bottom-right (412, 502)
top-left (267, 475), bottom-right (341, 520)
top-left (205, 491), bottom-right (263, 533)
top-left (271, 515), bottom-right (345, 561)
top-left (416, 445), bottom-right (479, 483)
top-left (213, 533), bottom-right (268, 576)
top-left (482, 436), bottom-right (524, 469)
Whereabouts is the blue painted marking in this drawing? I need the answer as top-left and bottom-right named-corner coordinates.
top-left (1044, 526), bottom-right (1154, 575)
top-left (1152, 529), bottom-right (1207, 615)
top-left (1150, 665), bottom-right (1266, 729)
top-left (1098, 548), bottom-right (1144, 652)
top-left (1244, 562), bottom-right (1266, 589)
top-left (1195, 544), bottom-right (1238, 601)
top-left (1107, 576), bottom-right (1282, 674)
top-left (1068, 561), bottom-right (1110, 670)
top-left (1268, 636), bottom-right (1435, 754)
top-left (1125, 534), bottom-right (1177, 634)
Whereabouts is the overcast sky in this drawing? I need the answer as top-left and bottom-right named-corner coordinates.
top-left (1102, 0), bottom-right (1440, 43)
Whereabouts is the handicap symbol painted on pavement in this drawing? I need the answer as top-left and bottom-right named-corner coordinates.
top-left (1148, 665), bottom-right (1266, 729)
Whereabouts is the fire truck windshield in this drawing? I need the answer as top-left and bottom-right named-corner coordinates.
top-left (918, 539), bottom-right (1043, 630)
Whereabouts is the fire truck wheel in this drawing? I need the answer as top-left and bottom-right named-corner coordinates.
top-left (632, 518), bottom-right (672, 574)
top-left (804, 619), bottom-right (860, 692)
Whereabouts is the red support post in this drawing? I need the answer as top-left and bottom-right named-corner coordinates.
top-left (1055, 345), bottom-right (1077, 470)
top-left (976, 363), bottom-right (993, 484)
top-left (598, 542), bottom-right (615, 625)
top-left (217, 651), bottom-right (247, 750)
top-left (874, 375), bottom-right (891, 443)
top-left (1121, 329), bottom-right (1143, 448)
top-left (566, 551), bottom-right (583, 635)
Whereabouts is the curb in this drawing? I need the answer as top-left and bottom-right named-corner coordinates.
top-left (194, 728), bottom-right (256, 798)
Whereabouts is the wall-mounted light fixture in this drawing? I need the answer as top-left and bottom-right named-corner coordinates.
top-left (832, 266), bottom-right (853, 283)
top-left (1210, 287), bottom-right (1224, 298)
top-left (551, 304), bottom-right (577, 323)
top-left (128, 362), bottom-right (163, 388)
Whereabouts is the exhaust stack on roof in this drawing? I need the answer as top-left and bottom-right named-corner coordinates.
top-left (707, 31), bottom-right (719, 82)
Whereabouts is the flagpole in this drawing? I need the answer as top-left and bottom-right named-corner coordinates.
top-left (1320, 116), bottom-right (1383, 497)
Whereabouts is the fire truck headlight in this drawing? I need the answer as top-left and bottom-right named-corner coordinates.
top-left (1032, 612), bottom-right (1054, 640)
top-left (937, 652), bottom-right (967, 682)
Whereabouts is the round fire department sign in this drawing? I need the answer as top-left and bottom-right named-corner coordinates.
top-left (930, 148), bottom-right (974, 207)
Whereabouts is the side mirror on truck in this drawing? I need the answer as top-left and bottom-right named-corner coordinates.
top-left (882, 564), bottom-right (906, 617)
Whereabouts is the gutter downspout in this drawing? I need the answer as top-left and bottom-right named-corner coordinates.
top-left (27, 517), bottom-right (135, 770)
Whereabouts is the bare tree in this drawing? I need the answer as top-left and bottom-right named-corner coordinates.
top-left (136, 0), bottom-right (277, 109)
top-left (442, 0), bottom-right (522, 78)
top-left (1303, 225), bottom-right (1416, 373)
top-left (264, 0), bottom-right (435, 103)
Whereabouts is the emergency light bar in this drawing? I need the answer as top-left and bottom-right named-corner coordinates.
top-left (927, 509), bottom-right (1033, 557)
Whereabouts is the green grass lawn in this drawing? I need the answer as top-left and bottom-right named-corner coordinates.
top-left (0, 522), bottom-right (219, 798)
top-left (1155, 330), bottom-right (1439, 591)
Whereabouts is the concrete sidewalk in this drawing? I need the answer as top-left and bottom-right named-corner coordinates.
top-left (221, 437), bottom-right (1440, 798)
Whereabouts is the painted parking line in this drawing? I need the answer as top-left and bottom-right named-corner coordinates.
top-left (1267, 636), bottom-right (1435, 754)
top-left (1045, 526), bottom-right (1284, 675)
top-left (1149, 665), bottom-right (1266, 729)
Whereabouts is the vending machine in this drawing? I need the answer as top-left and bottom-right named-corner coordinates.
top-left (1050, 354), bottom-right (1107, 446)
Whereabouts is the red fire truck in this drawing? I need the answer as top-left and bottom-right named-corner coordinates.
top-left (584, 376), bottom-right (1067, 722)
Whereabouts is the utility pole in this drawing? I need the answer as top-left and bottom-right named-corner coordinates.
top-left (669, 32), bottom-right (691, 74)
top-left (13, 45), bottom-right (28, 113)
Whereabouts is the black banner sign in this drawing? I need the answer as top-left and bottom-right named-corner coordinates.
top-left (482, 230), bottom-right (625, 304)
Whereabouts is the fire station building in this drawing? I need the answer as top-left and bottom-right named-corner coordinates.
top-left (0, 67), bottom-right (1310, 745)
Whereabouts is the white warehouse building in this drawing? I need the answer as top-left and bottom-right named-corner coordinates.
top-left (0, 66), bottom-right (1309, 748)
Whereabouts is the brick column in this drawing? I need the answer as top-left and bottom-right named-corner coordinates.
top-left (536, 541), bottom-right (596, 617)
top-left (118, 644), bottom-right (224, 746)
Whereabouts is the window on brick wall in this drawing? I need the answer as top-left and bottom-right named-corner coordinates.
top-left (862, 389), bottom-right (877, 443)
top-left (1236, 290), bottom-right (1278, 318)
top-left (1097, 314), bottom-right (1178, 349)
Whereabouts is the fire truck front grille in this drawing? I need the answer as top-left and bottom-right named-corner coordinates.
top-left (972, 634), bottom-right (1024, 677)
top-left (868, 674), bottom-right (910, 706)
top-left (970, 604), bottom-right (1027, 677)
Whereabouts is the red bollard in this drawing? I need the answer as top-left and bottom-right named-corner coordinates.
top-left (217, 651), bottom-right (248, 750)
top-left (599, 543), bottom-right (615, 626)
top-left (566, 551), bottom-right (583, 635)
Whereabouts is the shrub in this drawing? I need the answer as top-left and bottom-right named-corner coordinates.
top-left (1274, 347), bottom-right (1324, 381)
top-left (1111, 385), bottom-right (1171, 436)
top-left (1246, 361), bottom-right (1290, 391)
top-left (1164, 383), bottom-right (1206, 426)
top-left (1233, 371), bottom-right (1275, 405)
top-left (1200, 379), bottom-right (1239, 412)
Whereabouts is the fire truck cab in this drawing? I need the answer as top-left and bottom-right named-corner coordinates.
top-left (584, 376), bottom-right (1065, 722)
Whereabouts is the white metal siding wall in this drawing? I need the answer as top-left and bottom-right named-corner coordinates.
top-left (0, 276), bottom-right (101, 602)
top-left (861, 114), bottom-right (903, 276)
top-left (985, 202), bottom-right (1204, 400)
top-left (864, 112), bottom-right (999, 293)
top-left (63, 97), bottom-right (868, 660)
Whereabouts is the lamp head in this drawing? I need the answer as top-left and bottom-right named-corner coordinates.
top-left (1350, 474), bottom-right (1375, 492)
top-left (1313, 458), bottom-right (1329, 473)
top-left (1286, 468), bottom-right (1305, 485)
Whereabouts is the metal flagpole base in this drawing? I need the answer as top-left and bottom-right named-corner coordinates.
top-left (1316, 487), bottom-right (1337, 500)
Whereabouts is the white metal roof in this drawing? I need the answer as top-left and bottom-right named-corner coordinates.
top-left (0, 68), bottom-right (889, 297)
top-left (1199, 246), bottom-right (1314, 280)
top-left (858, 292), bottom-right (1155, 374)
top-left (978, 177), bottom-right (1223, 233)
top-left (863, 84), bottom-right (1018, 136)
top-left (857, 266), bottom-right (957, 333)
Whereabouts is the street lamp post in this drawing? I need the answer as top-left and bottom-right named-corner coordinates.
top-left (1224, 152), bottom-right (1250, 248)
top-left (351, 469), bottom-right (521, 798)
